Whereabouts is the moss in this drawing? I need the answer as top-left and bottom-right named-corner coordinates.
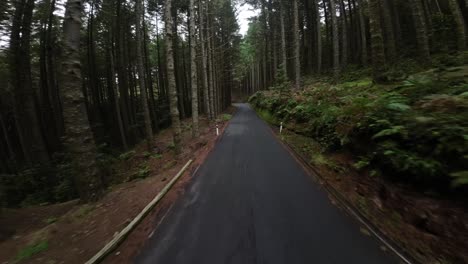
top-left (15, 241), bottom-right (49, 262)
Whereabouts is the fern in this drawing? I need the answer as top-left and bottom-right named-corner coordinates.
top-left (373, 126), bottom-right (407, 139)
top-left (450, 171), bottom-right (468, 187)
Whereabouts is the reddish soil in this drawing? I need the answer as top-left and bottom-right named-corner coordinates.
top-left (0, 111), bottom-right (234, 264)
top-left (279, 129), bottom-right (468, 264)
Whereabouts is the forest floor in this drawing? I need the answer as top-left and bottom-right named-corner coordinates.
top-left (0, 109), bottom-right (234, 264)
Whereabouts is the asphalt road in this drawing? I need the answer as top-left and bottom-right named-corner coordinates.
top-left (136, 104), bottom-right (399, 264)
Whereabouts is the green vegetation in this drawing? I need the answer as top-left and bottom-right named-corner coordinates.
top-left (43, 217), bottom-right (57, 225)
top-left (15, 241), bottom-right (49, 262)
top-left (221, 114), bottom-right (233, 121)
top-left (119, 151), bottom-right (136, 161)
top-left (73, 204), bottom-right (95, 219)
top-left (136, 165), bottom-right (151, 179)
top-left (250, 59), bottom-right (468, 191)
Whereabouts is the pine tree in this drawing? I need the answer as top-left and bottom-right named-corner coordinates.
top-left (165, 0), bottom-right (182, 154)
top-left (61, 0), bottom-right (102, 201)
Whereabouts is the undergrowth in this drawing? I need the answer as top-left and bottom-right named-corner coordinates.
top-left (250, 55), bottom-right (468, 192)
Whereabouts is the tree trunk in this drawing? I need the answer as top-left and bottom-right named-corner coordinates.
top-left (315, 0), bottom-right (322, 73)
top-left (135, 0), bottom-right (153, 149)
top-left (107, 20), bottom-right (128, 150)
top-left (293, 0), bottom-right (301, 89)
top-left (340, 0), bottom-right (348, 68)
top-left (448, 0), bottom-right (466, 50)
top-left (380, 0), bottom-right (397, 61)
top-left (10, 0), bottom-right (50, 165)
top-left (189, 0), bottom-right (199, 137)
top-left (357, 0), bottom-right (368, 66)
top-left (329, 0), bottom-right (340, 79)
top-left (199, 0), bottom-right (211, 119)
top-left (368, 0), bottom-right (386, 78)
top-left (207, 12), bottom-right (216, 118)
top-left (165, 0), bottom-right (182, 154)
top-left (280, 0), bottom-right (288, 76)
top-left (0, 114), bottom-right (14, 161)
top-left (61, 0), bottom-right (102, 202)
top-left (409, 0), bottom-right (430, 61)
top-left (116, 0), bottom-right (130, 141)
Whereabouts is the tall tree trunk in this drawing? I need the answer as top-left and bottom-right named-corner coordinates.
top-left (199, 0), bottom-right (211, 119)
top-left (390, 0), bottom-right (402, 48)
top-left (293, 0), bottom-right (301, 89)
top-left (155, 12), bottom-right (166, 101)
top-left (279, 0), bottom-right (288, 76)
top-left (357, 0), bottom-right (368, 66)
top-left (116, 0), bottom-right (130, 141)
top-left (368, 0), bottom-right (386, 78)
top-left (107, 15), bottom-right (128, 150)
top-left (61, 0), bottom-right (102, 201)
top-left (315, 0), bottom-right (322, 73)
top-left (448, 0), bottom-right (466, 50)
top-left (207, 13), bottom-right (216, 118)
top-left (409, 0), bottom-right (430, 61)
top-left (10, 0), bottom-right (50, 165)
top-left (0, 114), bottom-right (14, 161)
top-left (380, 0), bottom-right (397, 61)
top-left (329, 0), bottom-right (340, 79)
top-left (135, 0), bottom-right (153, 149)
top-left (165, 0), bottom-right (182, 154)
top-left (189, 0), bottom-right (199, 137)
top-left (340, 0), bottom-right (348, 68)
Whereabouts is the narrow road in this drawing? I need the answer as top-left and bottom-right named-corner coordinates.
top-left (136, 104), bottom-right (399, 264)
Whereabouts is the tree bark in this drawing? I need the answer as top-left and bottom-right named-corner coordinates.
top-left (315, 0), bottom-right (322, 73)
top-left (368, 0), bottom-right (386, 78)
top-left (135, 0), bottom-right (153, 149)
top-left (199, 0), bottom-right (211, 119)
top-left (357, 0), bottom-right (368, 66)
top-left (293, 0), bottom-right (301, 89)
top-left (340, 0), bottom-right (348, 68)
top-left (329, 0), bottom-right (340, 79)
top-left (10, 0), bottom-right (50, 165)
top-left (189, 0), bottom-right (199, 137)
top-left (207, 11), bottom-right (216, 118)
top-left (61, 0), bottom-right (102, 201)
top-left (409, 0), bottom-right (430, 61)
top-left (107, 13), bottom-right (128, 150)
top-left (380, 0), bottom-right (397, 61)
top-left (279, 0), bottom-right (288, 77)
top-left (448, 0), bottom-right (466, 50)
top-left (165, 0), bottom-right (182, 154)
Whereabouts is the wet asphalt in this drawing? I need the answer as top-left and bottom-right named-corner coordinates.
top-left (135, 104), bottom-right (399, 264)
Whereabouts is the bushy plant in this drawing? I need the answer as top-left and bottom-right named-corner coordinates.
top-left (250, 70), bottom-right (468, 190)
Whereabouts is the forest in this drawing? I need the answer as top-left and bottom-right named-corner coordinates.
top-left (242, 0), bottom-right (468, 192)
top-left (0, 0), bottom-right (239, 206)
top-left (0, 0), bottom-right (467, 262)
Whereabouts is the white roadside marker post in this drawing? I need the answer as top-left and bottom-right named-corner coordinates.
top-left (280, 122), bottom-right (283, 134)
top-left (216, 124), bottom-right (219, 136)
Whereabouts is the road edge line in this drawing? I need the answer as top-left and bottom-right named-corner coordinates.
top-left (251, 105), bottom-right (417, 264)
top-left (85, 159), bottom-right (193, 264)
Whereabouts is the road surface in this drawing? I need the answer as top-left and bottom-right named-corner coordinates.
top-left (136, 104), bottom-right (399, 264)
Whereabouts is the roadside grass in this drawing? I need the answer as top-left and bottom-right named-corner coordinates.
top-left (15, 241), bottom-right (49, 263)
top-left (43, 217), bottom-right (57, 225)
top-left (73, 204), bottom-right (95, 219)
